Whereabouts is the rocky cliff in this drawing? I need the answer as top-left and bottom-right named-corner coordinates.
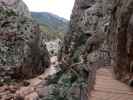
top-left (59, 0), bottom-right (113, 67)
top-left (0, 0), bottom-right (50, 80)
top-left (0, 0), bottom-right (133, 100)
top-left (46, 0), bottom-right (113, 100)
top-left (46, 0), bottom-right (133, 100)
top-left (108, 0), bottom-right (133, 84)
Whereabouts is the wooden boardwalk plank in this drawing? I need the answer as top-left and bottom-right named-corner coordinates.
top-left (90, 68), bottom-right (133, 100)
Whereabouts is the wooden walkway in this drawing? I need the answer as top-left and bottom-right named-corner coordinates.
top-left (90, 68), bottom-right (133, 100)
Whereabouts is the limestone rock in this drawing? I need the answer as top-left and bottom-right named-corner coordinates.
top-left (58, 1), bottom-right (133, 99)
top-left (59, 0), bottom-right (113, 67)
top-left (0, 0), bottom-right (50, 79)
top-left (42, 0), bottom-right (133, 100)
top-left (108, 0), bottom-right (133, 83)
top-left (0, 0), bottom-right (31, 18)
top-left (53, 0), bottom-right (114, 100)
top-left (46, 39), bottom-right (61, 56)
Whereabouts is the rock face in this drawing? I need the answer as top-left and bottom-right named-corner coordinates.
top-left (47, 0), bottom-right (133, 100)
top-left (59, 0), bottom-right (113, 67)
top-left (108, 0), bottom-right (133, 83)
top-left (1, 0), bottom-right (131, 99)
top-left (0, 0), bottom-right (50, 79)
top-left (46, 39), bottom-right (61, 56)
top-left (47, 0), bottom-right (113, 100)
top-left (58, 1), bottom-right (113, 98)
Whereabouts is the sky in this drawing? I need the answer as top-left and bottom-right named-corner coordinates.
top-left (23, 0), bottom-right (75, 20)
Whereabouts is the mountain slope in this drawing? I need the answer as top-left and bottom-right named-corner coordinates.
top-left (31, 12), bottom-right (69, 40)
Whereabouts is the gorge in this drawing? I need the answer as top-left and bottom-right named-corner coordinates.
top-left (0, 0), bottom-right (133, 100)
